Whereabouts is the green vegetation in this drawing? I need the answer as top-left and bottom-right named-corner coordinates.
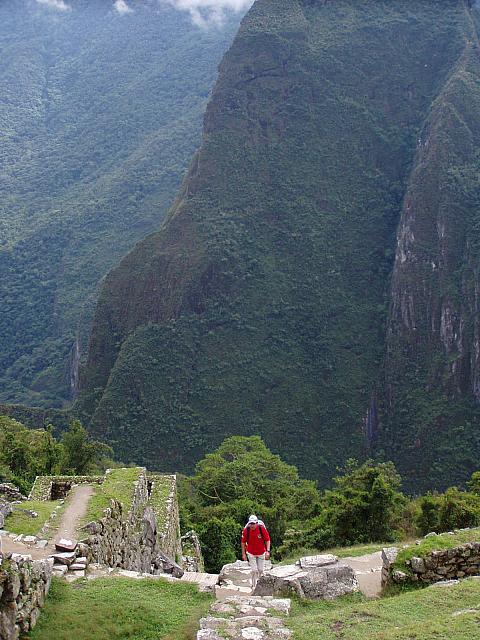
top-left (393, 528), bottom-right (480, 571)
top-left (0, 1), bottom-right (242, 407)
top-left (415, 488), bottom-right (480, 535)
top-left (180, 436), bottom-right (320, 572)
top-left (5, 500), bottom-right (60, 536)
top-left (78, 0), bottom-right (480, 493)
top-left (28, 578), bottom-right (212, 640)
top-left (0, 415), bottom-right (114, 493)
top-left (83, 467), bottom-right (143, 524)
top-left (181, 436), bottom-right (480, 573)
top-left (287, 579), bottom-right (480, 639)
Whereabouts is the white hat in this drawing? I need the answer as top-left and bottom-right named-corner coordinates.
top-left (248, 514), bottom-right (258, 524)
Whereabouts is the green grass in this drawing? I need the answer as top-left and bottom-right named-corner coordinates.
top-left (394, 528), bottom-right (480, 570)
top-left (81, 468), bottom-right (143, 526)
top-left (288, 578), bottom-right (480, 639)
top-left (28, 578), bottom-right (212, 640)
top-left (4, 500), bottom-right (61, 536)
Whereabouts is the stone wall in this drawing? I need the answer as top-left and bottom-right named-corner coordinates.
top-left (0, 554), bottom-right (52, 640)
top-left (152, 475), bottom-right (182, 562)
top-left (29, 475), bottom-right (103, 501)
top-left (384, 543), bottom-right (480, 586)
top-left (81, 470), bottom-right (182, 574)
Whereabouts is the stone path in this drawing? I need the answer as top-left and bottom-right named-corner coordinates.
top-left (0, 484), bottom-right (94, 560)
top-left (198, 595), bottom-right (292, 639)
top-left (181, 571), bottom-right (220, 593)
top-left (342, 551), bottom-right (383, 598)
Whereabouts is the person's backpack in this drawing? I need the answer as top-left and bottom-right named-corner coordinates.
top-left (246, 520), bottom-right (268, 549)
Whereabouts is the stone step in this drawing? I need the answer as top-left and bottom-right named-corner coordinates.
top-left (181, 572), bottom-right (219, 592)
top-left (199, 614), bottom-right (292, 639)
top-left (211, 596), bottom-right (291, 617)
top-left (215, 585), bottom-right (252, 599)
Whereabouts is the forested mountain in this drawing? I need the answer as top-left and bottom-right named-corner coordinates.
top-left (77, 0), bottom-right (480, 492)
top-left (0, 0), bottom-right (243, 407)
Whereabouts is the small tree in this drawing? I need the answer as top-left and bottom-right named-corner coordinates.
top-left (416, 494), bottom-right (442, 535)
top-left (314, 460), bottom-right (405, 546)
top-left (197, 517), bottom-right (242, 573)
top-left (60, 420), bottom-right (112, 475)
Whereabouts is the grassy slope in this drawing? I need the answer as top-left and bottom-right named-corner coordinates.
top-left (394, 528), bottom-right (480, 570)
top-left (288, 579), bottom-right (480, 639)
top-left (28, 578), bottom-right (212, 640)
top-left (4, 500), bottom-right (60, 536)
top-left (80, 0), bottom-right (472, 489)
top-left (0, 0), bottom-right (241, 407)
top-left (81, 467), bottom-right (143, 526)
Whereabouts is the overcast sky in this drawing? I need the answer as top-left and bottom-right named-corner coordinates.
top-left (35, 0), bottom-right (254, 24)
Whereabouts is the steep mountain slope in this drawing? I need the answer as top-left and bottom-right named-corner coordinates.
top-left (0, 0), bottom-right (242, 407)
top-left (382, 7), bottom-right (480, 489)
top-left (78, 0), bottom-right (480, 489)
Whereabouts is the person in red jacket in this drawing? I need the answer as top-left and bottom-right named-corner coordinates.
top-left (241, 514), bottom-right (271, 590)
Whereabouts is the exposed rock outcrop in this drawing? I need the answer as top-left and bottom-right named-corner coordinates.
top-left (254, 555), bottom-right (359, 600)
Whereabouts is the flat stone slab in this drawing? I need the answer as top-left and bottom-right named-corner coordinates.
top-left (36, 539), bottom-right (49, 549)
top-left (219, 561), bottom-right (273, 587)
top-left (429, 580), bottom-right (460, 588)
top-left (52, 551), bottom-right (77, 566)
top-left (298, 555), bottom-right (338, 569)
top-left (70, 563), bottom-right (87, 571)
top-left (182, 572), bottom-right (219, 593)
top-left (211, 596), bottom-right (290, 617)
top-left (55, 538), bottom-right (78, 552)
top-left (216, 585), bottom-right (253, 599)
top-left (52, 565), bottom-right (68, 577)
top-left (23, 535), bottom-right (38, 545)
top-left (200, 615), bottom-right (292, 639)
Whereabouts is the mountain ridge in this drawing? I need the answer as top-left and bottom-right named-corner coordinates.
top-left (78, 0), bottom-right (480, 490)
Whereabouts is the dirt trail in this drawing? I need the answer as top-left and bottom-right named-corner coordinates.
top-left (0, 484), bottom-right (94, 559)
top-left (343, 551), bottom-right (383, 598)
top-left (53, 484), bottom-right (93, 545)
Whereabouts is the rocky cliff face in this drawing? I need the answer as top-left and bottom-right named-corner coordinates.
top-left (78, 0), bottom-right (480, 490)
top-left (382, 10), bottom-right (480, 488)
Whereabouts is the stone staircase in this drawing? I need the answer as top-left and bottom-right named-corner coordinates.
top-left (181, 571), bottom-right (219, 593)
top-left (198, 595), bottom-right (292, 640)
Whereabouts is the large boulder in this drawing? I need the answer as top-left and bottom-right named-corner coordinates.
top-left (254, 555), bottom-right (359, 600)
top-left (152, 551), bottom-right (184, 578)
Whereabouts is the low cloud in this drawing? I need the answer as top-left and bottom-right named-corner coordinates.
top-left (114, 0), bottom-right (134, 14)
top-left (36, 0), bottom-right (70, 10)
top-left (165, 0), bottom-right (254, 27)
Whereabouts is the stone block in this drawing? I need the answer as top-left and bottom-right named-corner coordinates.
top-left (298, 555), bottom-right (338, 569)
top-left (254, 561), bottom-right (358, 600)
top-left (55, 538), bottom-right (77, 552)
top-left (52, 552), bottom-right (76, 566)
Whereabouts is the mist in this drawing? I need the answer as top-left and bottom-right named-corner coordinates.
top-left (165, 0), bottom-right (254, 27)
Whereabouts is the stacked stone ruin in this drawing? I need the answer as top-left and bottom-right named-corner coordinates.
top-left (0, 554), bottom-right (52, 639)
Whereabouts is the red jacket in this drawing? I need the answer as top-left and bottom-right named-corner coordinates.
top-left (242, 523), bottom-right (270, 556)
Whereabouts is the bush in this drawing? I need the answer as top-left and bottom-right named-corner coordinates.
top-left (304, 460), bottom-right (406, 548)
top-left (416, 486), bottom-right (480, 534)
top-left (197, 517), bottom-right (242, 573)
